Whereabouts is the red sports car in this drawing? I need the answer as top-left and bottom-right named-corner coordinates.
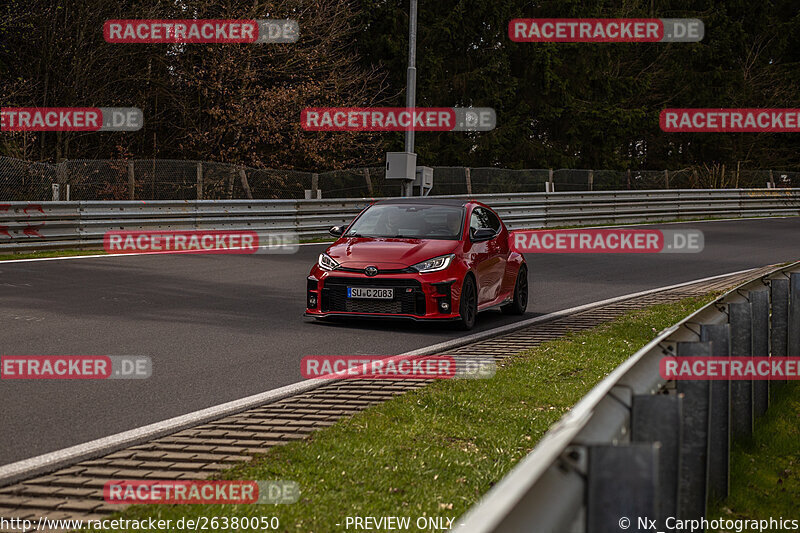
top-left (305, 198), bottom-right (527, 329)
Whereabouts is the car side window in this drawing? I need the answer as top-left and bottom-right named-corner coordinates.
top-left (484, 209), bottom-right (501, 232)
top-left (470, 207), bottom-right (500, 234)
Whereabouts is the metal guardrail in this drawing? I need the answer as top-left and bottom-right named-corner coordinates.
top-left (452, 262), bottom-right (800, 533)
top-left (1, 189), bottom-right (799, 252)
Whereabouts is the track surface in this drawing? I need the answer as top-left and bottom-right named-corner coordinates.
top-left (1, 217), bottom-right (798, 465)
top-left (0, 267), bottom-right (770, 525)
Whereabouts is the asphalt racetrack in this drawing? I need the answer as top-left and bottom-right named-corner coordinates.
top-left (1, 217), bottom-right (799, 465)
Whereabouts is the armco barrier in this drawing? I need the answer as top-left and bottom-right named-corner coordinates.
top-left (1, 189), bottom-right (799, 252)
top-left (452, 263), bottom-right (800, 533)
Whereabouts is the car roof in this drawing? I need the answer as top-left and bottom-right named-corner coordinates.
top-left (374, 198), bottom-right (469, 207)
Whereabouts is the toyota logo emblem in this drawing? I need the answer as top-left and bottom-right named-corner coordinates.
top-left (365, 266), bottom-right (379, 277)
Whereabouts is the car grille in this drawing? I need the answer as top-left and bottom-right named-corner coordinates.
top-left (337, 266), bottom-right (416, 274)
top-left (321, 277), bottom-right (425, 316)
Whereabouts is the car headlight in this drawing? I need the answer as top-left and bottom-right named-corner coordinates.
top-left (411, 254), bottom-right (455, 273)
top-left (318, 253), bottom-right (340, 271)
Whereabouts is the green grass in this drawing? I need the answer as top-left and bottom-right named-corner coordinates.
top-left (0, 249), bottom-right (106, 260)
top-left (84, 294), bottom-right (720, 533)
top-left (708, 382), bottom-right (800, 529)
top-left (0, 238), bottom-right (336, 261)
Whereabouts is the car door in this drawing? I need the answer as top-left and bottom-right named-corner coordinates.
top-left (480, 208), bottom-right (508, 302)
top-left (468, 206), bottom-right (505, 304)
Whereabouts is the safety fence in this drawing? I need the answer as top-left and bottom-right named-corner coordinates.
top-left (453, 262), bottom-right (800, 533)
top-left (1, 156), bottom-right (798, 201)
top-left (1, 189), bottom-right (798, 253)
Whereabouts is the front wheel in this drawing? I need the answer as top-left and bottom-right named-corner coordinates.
top-left (501, 264), bottom-right (528, 315)
top-left (457, 275), bottom-right (478, 330)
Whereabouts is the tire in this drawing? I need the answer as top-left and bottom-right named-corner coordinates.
top-left (457, 274), bottom-right (478, 330)
top-left (501, 264), bottom-right (528, 315)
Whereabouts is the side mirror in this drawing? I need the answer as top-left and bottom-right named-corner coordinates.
top-left (329, 225), bottom-right (345, 237)
top-left (470, 228), bottom-right (496, 242)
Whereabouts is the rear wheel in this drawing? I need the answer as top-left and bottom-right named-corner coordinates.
top-left (501, 264), bottom-right (528, 315)
top-left (457, 275), bottom-right (478, 330)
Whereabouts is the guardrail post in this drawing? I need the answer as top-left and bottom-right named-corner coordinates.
top-left (676, 341), bottom-right (711, 523)
top-left (196, 162), bottom-right (203, 200)
top-left (700, 324), bottom-right (730, 501)
top-left (771, 278), bottom-right (790, 385)
top-left (790, 273), bottom-right (800, 361)
top-left (128, 161), bottom-right (135, 200)
top-left (587, 170), bottom-right (594, 191)
top-left (587, 443), bottom-right (659, 533)
top-left (547, 168), bottom-right (554, 193)
top-left (750, 289), bottom-right (770, 416)
top-left (632, 394), bottom-right (682, 528)
top-left (729, 302), bottom-right (753, 439)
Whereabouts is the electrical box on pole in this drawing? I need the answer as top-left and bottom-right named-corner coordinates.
top-left (414, 166), bottom-right (433, 196)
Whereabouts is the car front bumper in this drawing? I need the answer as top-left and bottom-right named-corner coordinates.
top-left (305, 267), bottom-right (462, 320)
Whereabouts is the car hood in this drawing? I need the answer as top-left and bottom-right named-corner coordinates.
top-left (326, 237), bottom-right (460, 268)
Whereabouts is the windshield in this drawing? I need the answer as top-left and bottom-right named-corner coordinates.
top-left (345, 204), bottom-right (465, 240)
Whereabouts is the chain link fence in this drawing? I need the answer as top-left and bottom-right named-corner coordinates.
top-left (1, 156), bottom-right (797, 201)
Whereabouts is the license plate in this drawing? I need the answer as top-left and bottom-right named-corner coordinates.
top-left (347, 287), bottom-right (394, 299)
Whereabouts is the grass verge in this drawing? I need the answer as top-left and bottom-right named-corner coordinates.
top-left (84, 293), bottom-right (720, 533)
top-left (708, 381), bottom-right (800, 530)
top-left (0, 249), bottom-right (107, 261)
top-left (0, 238), bottom-right (334, 261)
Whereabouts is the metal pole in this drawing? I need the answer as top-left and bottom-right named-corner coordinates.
top-left (404, 0), bottom-right (418, 197)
